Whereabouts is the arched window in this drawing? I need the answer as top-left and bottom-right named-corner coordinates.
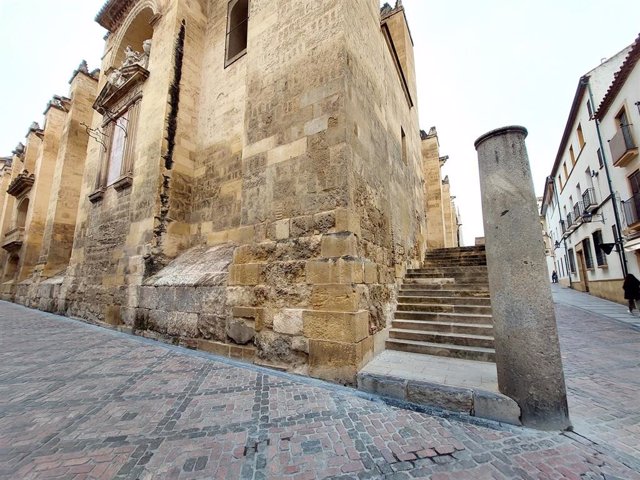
top-left (16, 198), bottom-right (29, 229)
top-left (225, 0), bottom-right (249, 66)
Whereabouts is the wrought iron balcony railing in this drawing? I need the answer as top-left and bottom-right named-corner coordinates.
top-left (610, 125), bottom-right (638, 167)
top-left (622, 192), bottom-right (640, 229)
top-left (582, 188), bottom-right (597, 212)
top-left (573, 201), bottom-right (584, 223)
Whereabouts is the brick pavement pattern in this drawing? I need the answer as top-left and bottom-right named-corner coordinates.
top-left (0, 298), bottom-right (639, 479)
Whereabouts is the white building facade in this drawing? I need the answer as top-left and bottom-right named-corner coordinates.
top-left (542, 37), bottom-right (640, 303)
top-left (596, 34), bottom-right (640, 261)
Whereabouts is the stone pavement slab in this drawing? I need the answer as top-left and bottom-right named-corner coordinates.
top-left (0, 300), bottom-right (639, 479)
top-left (360, 351), bottom-right (498, 392)
top-left (552, 283), bottom-right (640, 329)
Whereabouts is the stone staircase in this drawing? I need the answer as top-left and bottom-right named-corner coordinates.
top-left (386, 246), bottom-right (495, 362)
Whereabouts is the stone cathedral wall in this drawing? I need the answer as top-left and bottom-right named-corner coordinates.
top-left (0, 0), bottom-right (460, 385)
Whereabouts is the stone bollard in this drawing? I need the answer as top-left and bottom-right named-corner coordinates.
top-left (474, 126), bottom-right (571, 431)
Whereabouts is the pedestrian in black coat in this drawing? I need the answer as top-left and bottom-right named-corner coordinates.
top-left (622, 273), bottom-right (640, 314)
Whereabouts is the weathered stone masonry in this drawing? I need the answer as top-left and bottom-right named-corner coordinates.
top-left (1, 0), bottom-right (460, 385)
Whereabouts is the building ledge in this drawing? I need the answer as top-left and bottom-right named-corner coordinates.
top-left (7, 171), bottom-right (35, 198)
top-left (2, 227), bottom-right (25, 253)
top-left (112, 174), bottom-right (133, 192)
top-left (613, 148), bottom-right (639, 168)
top-left (88, 189), bottom-right (105, 204)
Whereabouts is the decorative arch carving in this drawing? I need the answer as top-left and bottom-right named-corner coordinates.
top-left (106, 0), bottom-right (161, 72)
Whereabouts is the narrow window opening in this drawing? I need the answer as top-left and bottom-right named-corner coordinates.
top-left (568, 249), bottom-right (576, 274)
top-left (582, 238), bottom-right (594, 270)
top-left (597, 148), bottom-right (604, 169)
top-left (569, 145), bottom-right (576, 165)
top-left (225, 0), bottom-right (249, 67)
top-left (106, 112), bottom-right (129, 186)
top-left (577, 124), bottom-right (585, 149)
top-left (592, 230), bottom-right (607, 267)
top-left (401, 127), bottom-right (407, 165)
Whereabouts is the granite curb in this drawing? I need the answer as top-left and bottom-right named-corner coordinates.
top-left (357, 371), bottom-right (522, 426)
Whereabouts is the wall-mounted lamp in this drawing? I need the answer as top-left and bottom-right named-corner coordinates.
top-left (554, 240), bottom-right (561, 250)
top-left (582, 212), bottom-right (605, 223)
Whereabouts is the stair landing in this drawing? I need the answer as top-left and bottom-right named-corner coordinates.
top-left (361, 350), bottom-right (498, 392)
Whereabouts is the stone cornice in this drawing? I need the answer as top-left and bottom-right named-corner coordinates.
top-left (93, 64), bottom-right (149, 116)
top-left (7, 171), bottom-right (35, 198)
top-left (43, 96), bottom-right (71, 116)
top-left (96, 0), bottom-right (135, 32)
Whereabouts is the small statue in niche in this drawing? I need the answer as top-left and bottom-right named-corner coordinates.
top-left (138, 39), bottom-right (152, 69)
top-left (122, 45), bottom-right (142, 67)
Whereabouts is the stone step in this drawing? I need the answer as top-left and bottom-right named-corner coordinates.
top-left (398, 295), bottom-right (491, 306)
top-left (389, 328), bottom-right (495, 349)
top-left (425, 251), bottom-right (486, 257)
top-left (408, 266), bottom-right (488, 275)
top-left (394, 310), bottom-right (493, 325)
top-left (397, 303), bottom-right (491, 315)
top-left (403, 278), bottom-right (489, 286)
top-left (386, 338), bottom-right (495, 362)
top-left (399, 288), bottom-right (490, 298)
top-left (392, 319), bottom-right (494, 335)
top-left (429, 246), bottom-right (485, 253)
top-left (400, 282), bottom-right (490, 290)
top-left (424, 251), bottom-right (486, 258)
top-left (406, 271), bottom-right (488, 280)
top-left (421, 260), bottom-right (487, 267)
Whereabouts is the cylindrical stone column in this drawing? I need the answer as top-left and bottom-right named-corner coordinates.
top-left (474, 126), bottom-right (570, 431)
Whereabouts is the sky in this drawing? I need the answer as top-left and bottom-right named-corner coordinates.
top-left (0, 0), bottom-right (639, 245)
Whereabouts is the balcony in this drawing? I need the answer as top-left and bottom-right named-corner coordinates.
top-left (7, 171), bottom-right (35, 197)
top-left (566, 212), bottom-right (575, 233)
top-left (2, 227), bottom-right (25, 253)
top-left (610, 125), bottom-right (638, 167)
top-left (622, 192), bottom-right (640, 230)
top-left (582, 188), bottom-right (598, 212)
top-left (573, 200), bottom-right (584, 225)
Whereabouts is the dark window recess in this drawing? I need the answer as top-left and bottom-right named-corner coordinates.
top-left (625, 170), bottom-right (640, 226)
top-left (582, 238), bottom-right (594, 269)
top-left (568, 249), bottom-right (577, 274)
top-left (401, 127), bottom-right (407, 165)
top-left (592, 230), bottom-right (607, 267)
top-left (597, 148), bottom-right (604, 169)
top-left (587, 99), bottom-right (593, 119)
top-left (225, 0), bottom-right (249, 66)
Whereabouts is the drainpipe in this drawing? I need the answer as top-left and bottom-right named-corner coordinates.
top-left (582, 76), bottom-right (629, 277)
top-left (549, 176), bottom-right (573, 288)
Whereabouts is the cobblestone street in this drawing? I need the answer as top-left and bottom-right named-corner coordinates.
top-left (0, 289), bottom-right (639, 479)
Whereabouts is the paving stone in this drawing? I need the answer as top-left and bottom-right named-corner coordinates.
top-left (0, 299), bottom-right (639, 479)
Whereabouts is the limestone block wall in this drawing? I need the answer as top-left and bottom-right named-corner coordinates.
top-left (421, 131), bottom-right (446, 249)
top-left (62, 1), bottom-right (184, 324)
top-left (0, 160), bottom-right (13, 276)
top-left (8, 0), bottom-right (434, 385)
top-left (10, 107), bottom-right (65, 287)
top-left (442, 179), bottom-right (456, 248)
top-left (0, 131), bottom-right (42, 299)
top-left (35, 72), bottom-right (98, 281)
